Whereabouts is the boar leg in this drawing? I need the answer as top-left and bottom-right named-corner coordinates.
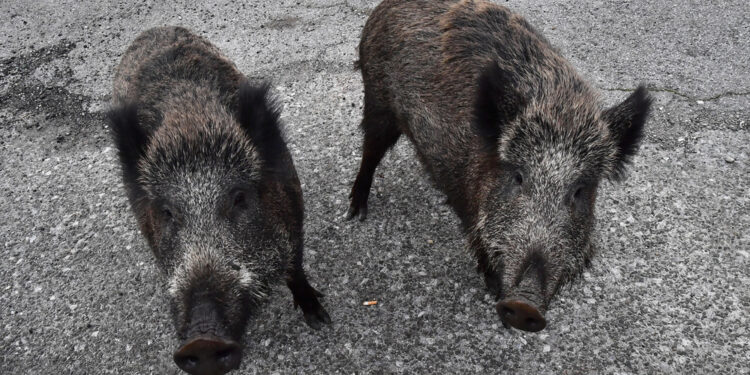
top-left (477, 249), bottom-right (503, 299)
top-left (286, 253), bottom-right (331, 330)
top-left (347, 94), bottom-right (400, 221)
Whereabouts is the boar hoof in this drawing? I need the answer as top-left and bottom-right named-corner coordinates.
top-left (345, 202), bottom-right (368, 222)
top-left (303, 305), bottom-right (332, 330)
top-left (299, 292), bottom-right (332, 330)
top-left (291, 284), bottom-right (332, 330)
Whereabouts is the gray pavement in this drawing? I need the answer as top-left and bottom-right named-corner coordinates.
top-left (1, 0), bottom-right (748, 374)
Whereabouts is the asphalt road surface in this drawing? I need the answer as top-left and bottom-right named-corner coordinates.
top-left (1, 0), bottom-right (748, 374)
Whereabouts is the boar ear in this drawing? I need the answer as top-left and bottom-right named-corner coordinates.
top-left (603, 86), bottom-right (652, 180)
top-left (108, 103), bottom-right (148, 185)
top-left (237, 81), bottom-right (286, 174)
top-left (473, 62), bottom-right (526, 152)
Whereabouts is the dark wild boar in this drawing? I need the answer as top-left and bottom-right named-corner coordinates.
top-left (348, 0), bottom-right (651, 332)
top-left (109, 26), bottom-right (330, 374)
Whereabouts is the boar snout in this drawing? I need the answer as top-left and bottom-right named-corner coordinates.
top-left (496, 250), bottom-right (549, 331)
top-left (174, 299), bottom-right (242, 374)
top-left (173, 336), bottom-right (241, 375)
top-left (496, 298), bottom-right (547, 332)
top-left (495, 248), bottom-right (550, 331)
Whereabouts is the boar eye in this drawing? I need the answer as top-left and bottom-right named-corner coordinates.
top-left (155, 199), bottom-right (178, 224)
top-left (569, 184), bottom-right (589, 211)
top-left (573, 187), bottom-right (583, 199)
top-left (227, 187), bottom-right (253, 217)
top-left (159, 203), bottom-right (176, 222)
top-left (502, 169), bottom-right (524, 198)
top-left (233, 191), bottom-right (247, 208)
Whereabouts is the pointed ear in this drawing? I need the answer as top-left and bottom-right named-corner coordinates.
top-left (472, 62), bottom-right (526, 152)
top-left (108, 103), bottom-right (148, 185)
top-left (603, 86), bottom-right (652, 180)
top-left (237, 81), bottom-right (286, 174)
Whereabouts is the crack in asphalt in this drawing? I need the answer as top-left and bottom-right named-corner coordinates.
top-left (299, 0), bottom-right (370, 15)
top-left (601, 86), bottom-right (750, 102)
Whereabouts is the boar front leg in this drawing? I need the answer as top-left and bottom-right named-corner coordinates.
top-left (286, 251), bottom-right (332, 330)
top-left (476, 248), bottom-right (503, 300)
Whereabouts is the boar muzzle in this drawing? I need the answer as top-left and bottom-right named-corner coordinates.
top-left (496, 248), bottom-right (549, 332)
top-left (496, 297), bottom-right (547, 332)
top-left (173, 299), bottom-right (242, 374)
top-left (174, 336), bottom-right (241, 375)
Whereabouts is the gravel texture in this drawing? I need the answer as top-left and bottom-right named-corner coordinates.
top-left (1, 0), bottom-right (748, 374)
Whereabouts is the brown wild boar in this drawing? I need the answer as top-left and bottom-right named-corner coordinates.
top-left (348, 0), bottom-right (651, 332)
top-left (109, 26), bottom-right (331, 374)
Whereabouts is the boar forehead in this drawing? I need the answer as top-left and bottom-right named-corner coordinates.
top-left (138, 113), bottom-right (261, 202)
top-left (499, 105), bottom-right (617, 186)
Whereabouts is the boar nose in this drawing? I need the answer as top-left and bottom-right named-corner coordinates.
top-left (496, 299), bottom-right (547, 332)
top-left (173, 336), bottom-right (242, 375)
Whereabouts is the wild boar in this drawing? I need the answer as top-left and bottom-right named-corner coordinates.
top-left (348, 0), bottom-right (651, 332)
top-left (109, 26), bottom-right (330, 374)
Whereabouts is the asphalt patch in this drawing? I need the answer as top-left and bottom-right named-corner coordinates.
top-left (0, 40), bottom-right (107, 152)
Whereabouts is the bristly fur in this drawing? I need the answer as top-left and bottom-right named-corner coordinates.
top-left (109, 26), bottom-right (330, 348)
top-left (514, 249), bottom-right (548, 290)
top-left (237, 81), bottom-right (286, 176)
top-left (351, 0), bottom-right (652, 320)
top-left (108, 103), bottom-right (151, 209)
top-left (473, 62), bottom-right (527, 152)
top-left (108, 103), bottom-right (147, 186)
top-left (603, 85), bottom-right (652, 180)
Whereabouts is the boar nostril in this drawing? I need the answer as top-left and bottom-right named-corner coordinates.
top-left (181, 356), bottom-right (199, 370)
top-left (526, 317), bottom-right (542, 331)
top-left (500, 306), bottom-right (515, 317)
top-left (217, 347), bottom-right (240, 368)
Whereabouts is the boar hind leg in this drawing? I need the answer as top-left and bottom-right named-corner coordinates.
top-left (286, 255), bottom-right (331, 330)
top-left (347, 93), bottom-right (400, 221)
